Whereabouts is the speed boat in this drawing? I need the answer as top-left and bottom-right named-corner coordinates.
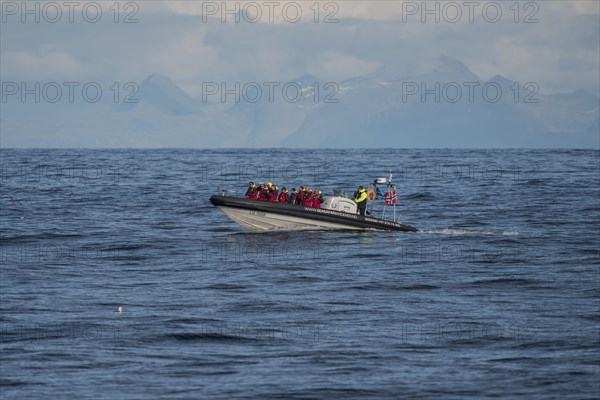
top-left (209, 175), bottom-right (418, 232)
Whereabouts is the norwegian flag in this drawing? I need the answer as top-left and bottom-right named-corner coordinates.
top-left (384, 186), bottom-right (397, 205)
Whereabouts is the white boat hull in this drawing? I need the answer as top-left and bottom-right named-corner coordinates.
top-left (219, 206), bottom-right (375, 231)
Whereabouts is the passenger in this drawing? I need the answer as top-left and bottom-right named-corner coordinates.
top-left (295, 186), bottom-right (305, 205)
top-left (354, 185), bottom-right (368, 216)
top-left (268, 184), bottom-right (279, 202)
top-left (288, 188), bottom-right (298, 204)
top-left (245, 182), bottom-right (257, 199)
top-left (313, 189), bottom-right (323, 208)
top-left (302, 187), bottom-right (314, 206)
top-left (257, 183), bottom-right (268, 201)
top-left (278, 187), bottom-right (289, 203)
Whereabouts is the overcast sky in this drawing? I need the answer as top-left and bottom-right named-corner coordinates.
top-left (2, 0), bottom-right (599, 98)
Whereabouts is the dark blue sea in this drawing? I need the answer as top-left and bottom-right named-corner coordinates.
top-left (1, 148), bottom-right (598, 399)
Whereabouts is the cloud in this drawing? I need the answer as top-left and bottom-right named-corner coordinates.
top-left (309, 51), bottom-right (381, 81)
top-left (0, 0), bottom-right (598, 97)
top-left (161, 1), bottom-right (392, 23)
top-left (145, 30), bottom-right (220, 84)
top-left (2, 47), bottom-right (86, 81)
top-left (161, 1), bottom-right (599, 22)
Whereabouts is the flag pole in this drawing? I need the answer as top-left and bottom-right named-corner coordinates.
top-left (389, 171), bottom-right (396, 223)
top-left (393, 185), bottom-right (396, 223)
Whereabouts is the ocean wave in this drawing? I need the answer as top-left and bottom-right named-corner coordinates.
top-left (423, 228), bottom-right (519, 236)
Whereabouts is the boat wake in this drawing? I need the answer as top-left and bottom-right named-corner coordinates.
top-left (423, 228), bottom-right (519, 236)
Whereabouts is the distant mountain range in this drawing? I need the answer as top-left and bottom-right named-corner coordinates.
top-left (2, 56), bottom-right (598, 148)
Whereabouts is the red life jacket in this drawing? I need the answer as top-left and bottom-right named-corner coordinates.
top-left (268, 189), bottom-right (278, 202)
top-left (295, 191), bottom-right (304, 205)
top-left (312, 193), bottom-right (323, 208)
top-left (278, 192), bottom-right (289, 203)
top-left (258, 188), bottom-right (268, 201)
top-left (302, 192), bottom-right (314, 206)
top-left (246, 187), bottom-right (257, 199)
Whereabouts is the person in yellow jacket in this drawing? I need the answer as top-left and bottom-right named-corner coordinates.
top-left (354, 186), bottom-right (368, 216)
